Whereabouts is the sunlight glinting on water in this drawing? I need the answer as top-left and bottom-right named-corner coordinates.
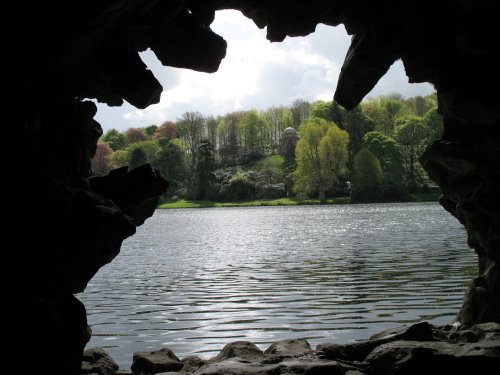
top-left (80, 202), bottom-right (475, 369)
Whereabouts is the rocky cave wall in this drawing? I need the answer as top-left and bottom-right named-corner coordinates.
top-left (5, 0), bottom-right (499, 373)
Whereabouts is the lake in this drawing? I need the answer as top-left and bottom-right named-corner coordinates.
top-left (80, 202), bottom-right (476, 369)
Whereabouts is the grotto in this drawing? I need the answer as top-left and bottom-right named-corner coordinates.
top-left (5, 0), bottom-right (499, 374)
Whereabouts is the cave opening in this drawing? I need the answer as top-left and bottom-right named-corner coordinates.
top-left (6, 1), bottom-right (499, 374)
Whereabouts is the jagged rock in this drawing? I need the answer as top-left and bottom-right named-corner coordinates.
top-left (131, 348), bottom-right (184, 374)
top-left (209, 341), bottom-right (264, 363)
top-left (366, 338), bottom-right (500, 375)
top-left (6, 0), bottom-right (500, 373)
top-left (263, 338), bottom-right (313, 358)
top-left (82, 347), bottom-right (119, 375)
top-left (317, 322), bottom-right (434, 361)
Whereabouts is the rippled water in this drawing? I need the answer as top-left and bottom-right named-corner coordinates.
top-left (80, 202), bottom-right (476, 369)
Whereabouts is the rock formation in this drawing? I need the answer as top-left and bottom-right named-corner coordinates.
top-left (5, 0), bottom-right (499, 374)
top-left (81, 322), bottom-right (499, 375)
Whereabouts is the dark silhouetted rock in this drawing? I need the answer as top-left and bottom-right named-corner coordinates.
top-left (264, 339), bottom-right (313, 357)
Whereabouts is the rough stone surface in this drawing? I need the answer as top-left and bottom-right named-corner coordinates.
top-left (82, 347), bottom-right (120, 375)
top-left (132, 348), bottom-right (184, 375)
top-left (110, 323), bottom-right (500, 375)
top-left (5, 0), bottom-right (500, 373)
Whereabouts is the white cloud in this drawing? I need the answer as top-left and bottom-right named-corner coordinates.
top-left (94, 10), bottom-right (434, 132)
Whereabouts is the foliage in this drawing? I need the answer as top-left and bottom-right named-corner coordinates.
top-left (144, 124), bottom-right (158, 138)
top-left (395, 114), bottom-right (427, 187)
top-left (293, 118), bottom-right (349, 199)
top-left (154, 121), bottom-right (177, 141)
top-left (363, 131), bottom-right (404, 186)
top-left (423, 106), bottom-right (444, 142)
top-left (240, 110), bottom-right (268, 160)
top-left (102, 129), bottom-right (125, 150)
top-left (194, 140), bottom-right (216, 200)
top-left (152, 139), bottom-right (187, 195)
top-left (91, 142), bottom-right (113, 175)
top-left (109, 149), bottom-right (129, 168)
top-left (290, 99), bottom-right (311, 128)
top-left (129, 147), bottom-right (147, 170)
top-left (310, 100), bottom-right (333, 121)
top-left (125, 140), bottom-right (160, 162)
top-left (125, 127), bottom-right (147, 144)
top-left (177, 111), bottom-right (204, 169)
top-left (218, 172), bottom-right (256, 201)
top-left (351, 148), bottom-right (384, 201)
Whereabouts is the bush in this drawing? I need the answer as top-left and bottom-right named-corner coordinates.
top-left (218, 172), bottom-right (255, 201)
top-left (256, 183), bottom-right (286, 199)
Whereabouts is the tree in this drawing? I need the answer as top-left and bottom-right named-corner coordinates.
top-left (109, 149), bottom-right (129, 168)
top-left (262, 106), bottom-right (292, 151)
top-left (154, 121), bottom-right (177, 141)
top-left (362, 95), bottom-right (404, 136)
top-left (91, 142), bottom-right (113, 175)
top-left (218, 112), bottom-right (241, 166)
top-left (177, 111), bottom-right (204, 170)
top-left (194, 140), bottom-right (216, 199)
top-left (423, 106), bottom-right (444, 142)
top-left (144, 124), bottom-right (158, 138)
top-left (363, 131), bottom-right (404, 186)
top-left (395, 115), bottom-right (427, 187)
top-left (293, 118), bottom-right (349, 199)
top-left (102, 129), bottom-right (125, 151)
top-left (290, 99), bottom-right (311, 128)
top-left (351, 148), bottom-right (384, 201)
top-left (205, 116), bottom-right (218, 150)
top-left (342, 105), bottom-right (375, 165)
top-left (310, 100), bottom-right (333, 121)
top-left (125, 127), bottom-right (147, 144)
top-left (152, 138), bottom-right (187, 195)
top-left (240, 110), bottom-right (267, 160)
top-left (125, 140), bottom-right (160, 162)
top-left (129, 147), bottom-right (147, 170)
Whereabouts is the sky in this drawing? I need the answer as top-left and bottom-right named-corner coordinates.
top-left (94, 10), bottom-right (435, 132)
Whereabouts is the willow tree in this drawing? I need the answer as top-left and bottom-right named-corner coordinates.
top-left (293, 118), bottom-right (349, 200)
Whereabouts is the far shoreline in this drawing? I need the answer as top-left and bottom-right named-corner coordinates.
top-left (157, 193), bottom-right (441, 209)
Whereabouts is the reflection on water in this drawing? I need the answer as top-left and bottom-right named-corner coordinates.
top-left (80, 202), bottom-right (475, 369)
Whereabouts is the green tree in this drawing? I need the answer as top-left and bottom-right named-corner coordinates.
top-left (145, 124), bottom-right (158, 138)
top-left (363, 131), bottom-right (404, 186)
top-left (152, 138), bottom-right (186, 195)
top-left (343, 105), bottom-right (375, 165)
top-left (262, 106), bottom-right (292, 151)
top-left (177, 111), bottom-right (204, 170)
top-left (395, 114), bottom-right (427, 187)
top-left (109, 149), bottom-right (129, 168)
top-left (293, 118), bottom-right (349, 199)
top-left (125, 140), bottom-right (160, 162)
top-left (240, 110), bottom-right (267, 160)
top-left (310, 100), bottom-right (333, 121)
top-left (362, 95), bottom-right (404, 136)
top-left (102, 128), bottom-right (125, 151)
top-left (129, 147), bottom-right (147, 170)
top-left (423, 106), bottom-right (444, 142)
top-left (205, 116), bottom-right (218, 150)
top-left (351, 148), bottom-right (384, 201)
top-left (194, 140), bottom-right (216, 199)
top-left (290, 99), bottom-right (311, 128)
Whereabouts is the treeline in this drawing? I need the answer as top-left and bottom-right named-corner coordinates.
top-left (92, 93), bottom-right (443, 202)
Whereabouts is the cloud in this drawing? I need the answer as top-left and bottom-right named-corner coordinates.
top-left (94, 10), bottom-right (434, 132)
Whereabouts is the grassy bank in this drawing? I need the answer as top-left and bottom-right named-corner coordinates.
top-left (158, 193), bottom-right (441, 209)
top-left (158, 196), bottom-right (351, 209)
